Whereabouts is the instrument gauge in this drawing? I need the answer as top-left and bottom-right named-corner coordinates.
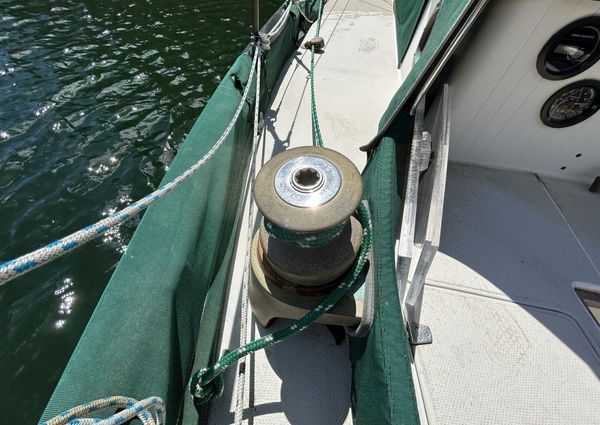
top-left (538, 17), bottom-right (600, 80)
top-left (541, 80), bottom-right (600, 127)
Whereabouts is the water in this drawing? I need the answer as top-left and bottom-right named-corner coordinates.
top-left (0, 0), bottom-right (279, 422)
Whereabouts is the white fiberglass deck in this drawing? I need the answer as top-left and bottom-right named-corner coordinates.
top-left (208, 1), bottom-right (398, 424)
top-left (414, 164), bottom-right (600, 425)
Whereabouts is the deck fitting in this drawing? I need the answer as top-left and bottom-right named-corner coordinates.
top-left (408, 322), bottom-right (433, 345)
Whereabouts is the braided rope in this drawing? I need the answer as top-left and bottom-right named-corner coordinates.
top-left (190, 201), bottom-right (372, 405)
top-left (310, 0), bottom-right (324, 147)
top-left (234, 44), bottom-right (262, 425)
top-left (265, 0), bottom-right (293, 40)
top-left (264, 218), bottom-right (348, 248)
top-left (0, 45), bottom-right (261, 287)
top-left (39, 396), bottom-right (165, 425)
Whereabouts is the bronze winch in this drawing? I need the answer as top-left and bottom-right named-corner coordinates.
top-left (249, 146), bottom-right (366, 327)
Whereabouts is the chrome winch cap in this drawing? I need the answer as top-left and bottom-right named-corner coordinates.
top-left (254, 146), bottom-right (363, 232)
top-left (274, 155), bottom-right (341, 208)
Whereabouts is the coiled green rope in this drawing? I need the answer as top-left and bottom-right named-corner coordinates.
top-left (190, 200), bottom-right (371, 405)
top-left (263, 218), bottom-right (347, 248)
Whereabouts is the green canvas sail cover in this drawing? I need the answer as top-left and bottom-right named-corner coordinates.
top-left (395, 0), bottom-right (426, 65)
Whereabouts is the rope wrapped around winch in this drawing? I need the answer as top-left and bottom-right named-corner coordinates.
top-left (189, 200), bottom-right (372, 405)
top-left (263, 218), bottom-right (348, 248)
top-left (189, 0), bottom-right (375, 407)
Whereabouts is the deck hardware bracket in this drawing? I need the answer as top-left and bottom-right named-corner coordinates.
top-left (304, 37), bottom-right (326, 52)
top-left (400, 85), bottom-right (450, 348)
top-left (419, 131), bottom-right (432, 171)
top-left (408, 322), bottom-right (433, 345)
top-left (259, 32), bottom-right (271, 51)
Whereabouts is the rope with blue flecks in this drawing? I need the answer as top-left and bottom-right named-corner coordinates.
top-left (39, 396), bottom-right (165, 425)
top-left (0, 44), bottom-right (261, 287)
top-left (189, 200), bottom-right (372, 405)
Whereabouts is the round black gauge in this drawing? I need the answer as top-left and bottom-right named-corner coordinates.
top-left (537, 17), bottom-right (600, 80)
top-left (541, 80), bottom-right (600, 127)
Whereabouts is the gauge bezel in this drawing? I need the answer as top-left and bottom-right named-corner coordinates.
top-left (537, 17), bottom-right (600, 80)
top-left (541, 79), bottom-right (600, 128)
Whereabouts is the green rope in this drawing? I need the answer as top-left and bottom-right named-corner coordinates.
top-left (190, 201), bottom-right (372, 405)
top-left (264, 218), bottom-right (347, 248)
top-left (310, 0), bottom-right (324, 147)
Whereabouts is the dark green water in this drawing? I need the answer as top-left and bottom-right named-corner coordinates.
top-left (0, 0), bottom-right (279, 422)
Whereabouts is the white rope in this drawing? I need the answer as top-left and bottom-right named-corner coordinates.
top-left (259, 0), bottom-right (296, 50)
top-left (0, 45), bottom-right (261, 287)
top-left (234, 44), bottom-right (262, 425)
top-left (264, 0), bottom-right (294, 42)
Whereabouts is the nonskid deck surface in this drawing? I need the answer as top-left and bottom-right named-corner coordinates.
top-left (260, 0), bottom-right (399, 171)
top-left (208, 1), bottom-right (398, 424)
top-left (414, 164), bottom-right (600, 425)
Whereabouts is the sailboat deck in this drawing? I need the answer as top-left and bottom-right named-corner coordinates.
top-left (209, 1), bottom-right (600, 424)
top-left (415, 164), bottom-right (600, 424)
top-left (209, 1), bottom-right (398, 424)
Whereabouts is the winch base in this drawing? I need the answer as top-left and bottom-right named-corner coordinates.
top-left (249, 234), bottom-right (363, 328)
